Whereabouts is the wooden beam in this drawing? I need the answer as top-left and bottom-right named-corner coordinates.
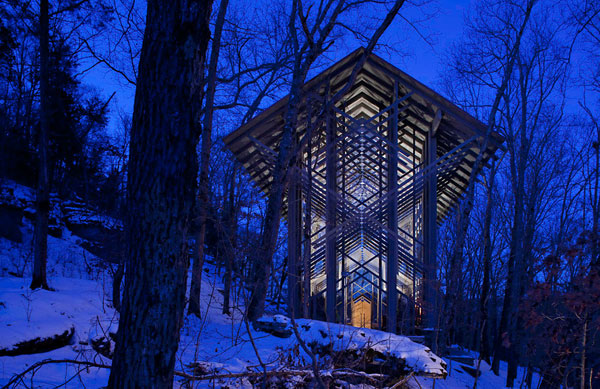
top-left (422, 110), bottom-right (439, 331)
top-left (288, 162), bottom-right (302, 318)
top-left (386, 81), bottom-right (399, 333)
top-left (325, 94), bottom-right (337, 323)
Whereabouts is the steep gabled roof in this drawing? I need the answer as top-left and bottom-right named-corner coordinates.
top-left (224, 48), bottom-right (502, 221)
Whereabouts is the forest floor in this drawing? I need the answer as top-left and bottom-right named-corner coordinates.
top-left (0, 185), bottom-right (541, 387)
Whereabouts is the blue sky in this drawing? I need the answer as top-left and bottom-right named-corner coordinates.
top-left (82, 0), bottom-right (476, 134)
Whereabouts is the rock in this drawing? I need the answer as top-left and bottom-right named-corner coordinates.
top-left (0, 182), bottom-right (64, 240)
top-left (0, 204), bottom-right (23, 242)
top-left (254, 315), bottom-right (293, 338)
top-left (62, 200), bottom-right (123, 263)
top-left (0, 184), bottom-right (27, 242)
top-left (90, 332), bottom-right (116, 359)
top-left (0, 325), bottom-right (75, 356)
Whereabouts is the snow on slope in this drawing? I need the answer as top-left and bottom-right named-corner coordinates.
top-left (0, 276), bottom-right (114, 387)
top-left (0, 185), bottom-right (540, 387)
top-left (415, 358), bottom-right (542, 389)
top-left (0, 252), bottom-right (539, 388)
top-left (0, 277), bottom-right (115, 351)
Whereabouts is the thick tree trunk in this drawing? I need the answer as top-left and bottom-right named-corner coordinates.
top-left (31, 0), bottom-right (50, 291)
top-left (107, 0), bottom-right (212, 387)
top-left (441, 1), bottom-right (535, 353)
top-left (506, 66), bottom-right (532, 388)
top-left (188, 0), bottom-right (229, 317)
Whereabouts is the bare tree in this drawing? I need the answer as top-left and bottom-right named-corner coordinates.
top-left (31, 0), bottom-right (50, 291)
top-left (494, 12), bottom-right (568, 383)
top-left (188, 0), bottom-right (230, 317)
top-left (439, 0), bottom-right (537, 355)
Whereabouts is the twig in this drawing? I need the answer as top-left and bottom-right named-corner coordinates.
top-left (412, 373), bottom-right (424, 389)
top-left (243, 317), bottom-right (268, 385)
top-left (5, 359), bottom-right (110, 388)
top-left (389, 371), bottom-right (415, 389)
top-left (290, 315), bottom-right (326, 389)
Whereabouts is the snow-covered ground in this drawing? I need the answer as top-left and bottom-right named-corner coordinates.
top-left (0, 257), bottom-right (541, 387)
top-left (0, 276), bottom-right (113, 387)
top-left (0, 266), bottom-right (541, 388)
top-left (0, 183), bottom-right (542, 387)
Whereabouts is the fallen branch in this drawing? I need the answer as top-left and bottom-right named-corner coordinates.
top-left (176, 367), bottom-right (389, 382)
top-left (4, 358), bottom-right (111, 388)
top-left (5, 356), bottom-right (412, 387)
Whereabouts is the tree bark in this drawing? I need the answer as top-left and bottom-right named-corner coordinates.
top-left (108, 0), bottom-right (212, 386)
top-left (31, 0), bottom-right (50, 291)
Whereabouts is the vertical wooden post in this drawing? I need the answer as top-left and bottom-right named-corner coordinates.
top-left (288, 164), bottom-right (302, 318)
top-left (341, 106), bottom-right (347, 325)
top-left (378, 134), bottom-right (384, 329)
top-left (423, 109), bottom-right (441, 330)
top-left (386, 81), bottom-right (399, 333)
top-left (326, 101), bottom-right (337, 322)
top-left (303, 106), bottom-right (313, 319)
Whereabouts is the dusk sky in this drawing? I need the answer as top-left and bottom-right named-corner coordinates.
top-left (83, 0), bottom-right (473, 134)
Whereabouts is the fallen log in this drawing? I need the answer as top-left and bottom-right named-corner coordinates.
top-left (0, 325), bottom-right (75, 356)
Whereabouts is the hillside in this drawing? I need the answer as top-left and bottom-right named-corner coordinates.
top-left (0, 181), bottom-right (539, 388)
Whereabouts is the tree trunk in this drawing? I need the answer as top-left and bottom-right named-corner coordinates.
top-left (31, 0), bottom-right (50, 291)
top-left (506, 63), bottom-right (532, 388)
top-left (222, 165), bottom-right (238, 315)
top-left (480, 160), bottom-right (497, 362)
top-left (580, 317), bottom-right (587, 389)
top-left (108, 0), bottom-right (212, 386)
top-left (592, 139), bottom-right (599, 266)
top-left (442, 208), bottom-right (469, 349)
top-left (188, 0), bottom-right (229, 317)
top-left (492, 64), bottom-right (529, 383)
top-left (246, 84), bottom-right (302, 321)
top-left (440, 0), bottom-right (535, 353)
top-left (112, 261), bottom-right (124, 312)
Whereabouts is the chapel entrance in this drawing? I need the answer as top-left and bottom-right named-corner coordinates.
top-left (351, 296), bottom-right (372, 328)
